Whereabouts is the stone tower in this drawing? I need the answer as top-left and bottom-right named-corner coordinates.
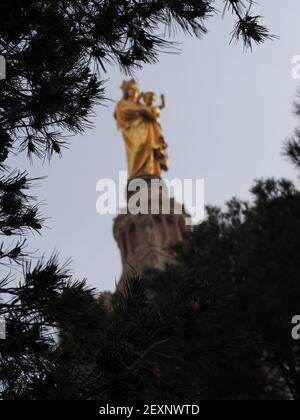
top-left (113, 176), bottom-right (190, 280)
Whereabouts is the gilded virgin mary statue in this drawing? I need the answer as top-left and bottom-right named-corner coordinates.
top-left (114, 80), bottom-right (169, 180)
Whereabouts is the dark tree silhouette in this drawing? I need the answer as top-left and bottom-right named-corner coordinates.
top-left (147, 177), bottom-right (300, 400)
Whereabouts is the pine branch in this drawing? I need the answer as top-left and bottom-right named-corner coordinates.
top-left (224, 0), bottom-right (277, 50)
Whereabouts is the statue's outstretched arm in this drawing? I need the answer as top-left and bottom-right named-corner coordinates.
top-left (160, 94), bottom-right (166, 110)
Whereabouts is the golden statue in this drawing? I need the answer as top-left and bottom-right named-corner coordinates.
top-left (114, 80), bottom-right (169, 179)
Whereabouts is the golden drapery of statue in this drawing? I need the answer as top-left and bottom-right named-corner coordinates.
top-left (114, 80), bottom-right (169, 180)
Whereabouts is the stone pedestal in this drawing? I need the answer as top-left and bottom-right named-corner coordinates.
top-left (113, 176), bottom-right (190, 281)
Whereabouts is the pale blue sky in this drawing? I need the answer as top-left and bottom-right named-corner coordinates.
top-left (11, 1), bottom-right (300, 291)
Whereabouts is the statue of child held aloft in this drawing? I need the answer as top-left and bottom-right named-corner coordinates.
top-left (139, 91), bottom-right (169, 172)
